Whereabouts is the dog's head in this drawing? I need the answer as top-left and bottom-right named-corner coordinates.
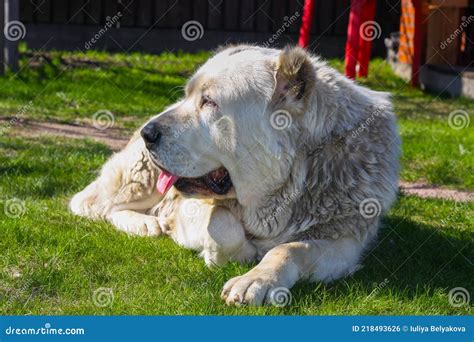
top-left (142, 45), bottom-right (316, 205)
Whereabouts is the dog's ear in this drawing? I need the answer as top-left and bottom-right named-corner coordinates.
top-left (272, 46), bottom-right (315, 111)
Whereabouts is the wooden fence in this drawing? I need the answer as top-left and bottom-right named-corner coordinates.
top-left (10, 1), bottom-right (401, 59)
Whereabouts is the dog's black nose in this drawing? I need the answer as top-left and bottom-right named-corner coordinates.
top-left (140, 121), bottom-right (161, 147)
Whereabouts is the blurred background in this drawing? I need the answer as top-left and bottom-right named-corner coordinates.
top-left (19, 0), bottom-right (400, 57)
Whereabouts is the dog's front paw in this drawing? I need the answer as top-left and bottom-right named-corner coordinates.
top-left (69, 186), bottom-right (104, 219)
top-left (134, 216), bottom-right (162, 236)
top-left (110, 211), bottom-right (162, 237)
top-left (221, 268), bottom-right (289, 306)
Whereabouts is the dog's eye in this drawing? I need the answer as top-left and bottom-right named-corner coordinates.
top-left (201, 95), bottom-right (217, 108)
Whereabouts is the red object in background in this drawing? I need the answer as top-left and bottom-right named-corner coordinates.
top-left (298, 0), bottom-right (427, 85)
top-left (344, 0), bottom-right (377, 78)
top-left (344, 0), bottom-right (365, 78)
top-left (298, 0), bottom-right (377, 78)
top-left (298, 0), bottom-right (316, 48)
top-left (357, 0), bottom-right (377, 77)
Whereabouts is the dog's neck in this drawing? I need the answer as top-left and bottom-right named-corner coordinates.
top-left (218, 126), bottom-right (355, 244)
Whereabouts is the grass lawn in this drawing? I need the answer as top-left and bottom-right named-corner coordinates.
top-left (0, 49), bottom-right (472, 315)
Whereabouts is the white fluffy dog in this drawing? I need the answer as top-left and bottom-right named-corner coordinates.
top-left (71, 45), bottom-right (400, 306)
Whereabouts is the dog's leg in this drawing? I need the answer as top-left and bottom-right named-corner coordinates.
top-left (221, 236), bottom-right (364, 306)
top-left (199, 206), bottom-right (257, 267)
top-left (69, 180), bottom-right (103, 219)
top-left (157, 194), bottom-right (256, 267)
top-left (108, 210), bottom-right (161, 236)
top-left (70, 134), bottom-right (163, 236)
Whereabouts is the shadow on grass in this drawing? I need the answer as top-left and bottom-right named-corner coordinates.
top-left (291, 215), bottom-right (472, 310)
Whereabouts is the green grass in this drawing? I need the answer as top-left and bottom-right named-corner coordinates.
top-left (0, 136), bottom-right (472, 315)
top-left (0, 48), bottom-right (209, 127)
top-left (0, 49), bottom-right (472, 190)
top-left (0, 49), bottom-right (472, 315)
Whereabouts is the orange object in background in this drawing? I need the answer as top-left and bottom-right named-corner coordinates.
top-left (397, 0), bottom-right (428, 86)
top-left (397, 0), bottom-right (470, 86)
top-left (398, 0), bottom-right (417, 65)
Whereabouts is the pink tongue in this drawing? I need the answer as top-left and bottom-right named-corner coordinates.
top-left (156, 170), bottom-right (179, 194)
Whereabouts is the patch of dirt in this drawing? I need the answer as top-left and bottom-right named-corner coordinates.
top-left (399, 181), bottom-right (473, 203)
top-left (2, 117), bottom-right (473, 202)
top-left (2, 117), bottom-right (128, 151)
